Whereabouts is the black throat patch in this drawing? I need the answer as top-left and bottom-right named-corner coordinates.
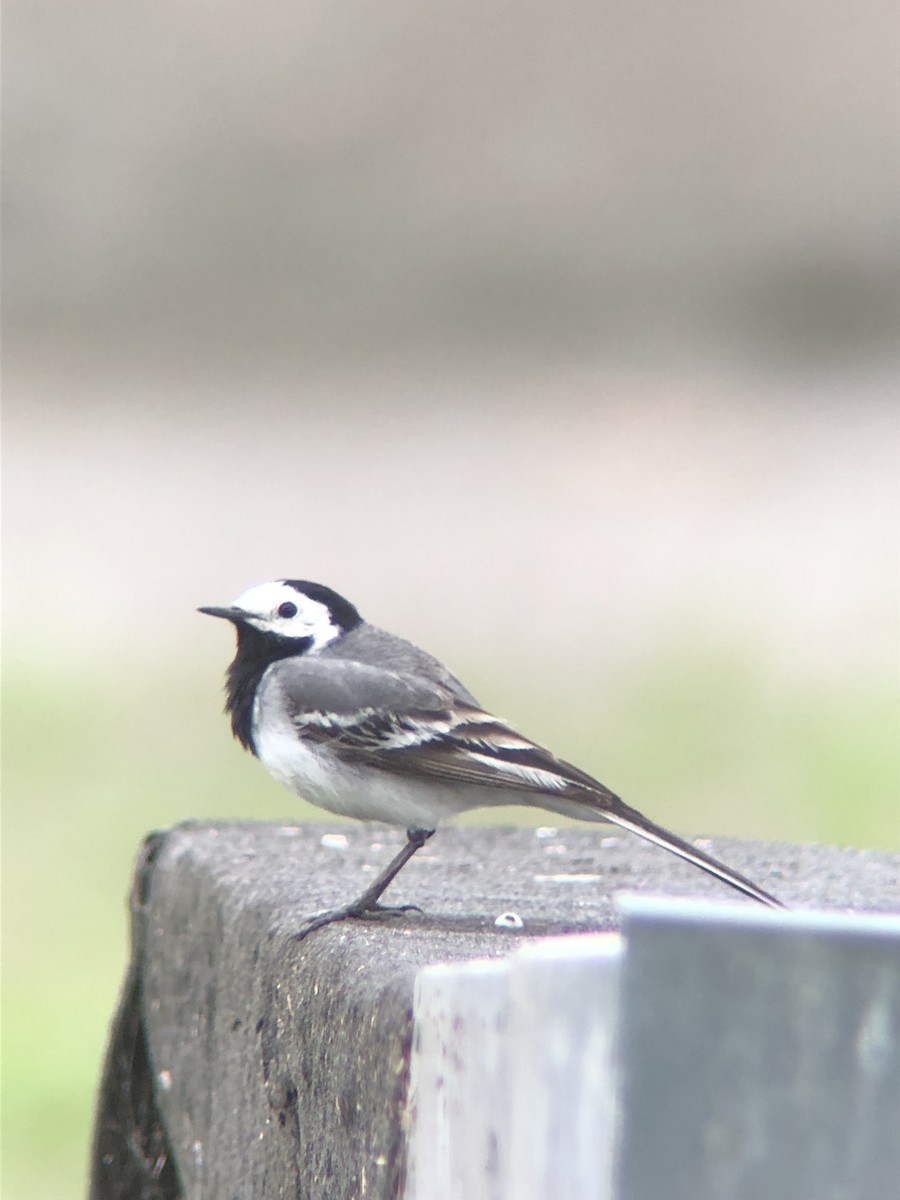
top-left (224, 625), bottom-right (313, 754)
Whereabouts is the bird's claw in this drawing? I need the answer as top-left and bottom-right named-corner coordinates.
top-left (293, 901), bottom-right (424, 942)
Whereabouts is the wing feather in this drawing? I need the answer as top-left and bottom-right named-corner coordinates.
top-left (265, 650), bottom-right (786, 908)
top-left (274, 656), bottom-right (616, 801)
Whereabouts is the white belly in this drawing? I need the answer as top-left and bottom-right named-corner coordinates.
top-left (253, 716), bottom-right (483, 829)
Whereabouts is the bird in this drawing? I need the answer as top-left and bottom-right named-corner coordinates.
top-left (199, 578), bottom-right (785, 937)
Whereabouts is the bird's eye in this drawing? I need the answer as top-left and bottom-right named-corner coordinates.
top-left (277, 601), bottom-right (298, 619)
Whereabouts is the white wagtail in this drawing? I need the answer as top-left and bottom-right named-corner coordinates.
top-left (200, 579), bottom-right (784, 936)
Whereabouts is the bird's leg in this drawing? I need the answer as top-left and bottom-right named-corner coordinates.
top-left (294, 827), bottom-right (435, 942)
top-left (346, 827), bottom-right (435, 913)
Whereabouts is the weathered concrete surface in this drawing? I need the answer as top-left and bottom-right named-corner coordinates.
top-left (91, 820), bottom-right (900, 1200)
top-left (90, 833), bottom-right (181, 1200)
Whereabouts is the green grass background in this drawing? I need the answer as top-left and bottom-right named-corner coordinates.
top-left (4, 634), bottom-right (898, 1200)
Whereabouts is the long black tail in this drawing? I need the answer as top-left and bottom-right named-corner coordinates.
top-left (604, 803), bottom-right (786, 908)
top-left (545, 792), bottom-right (787, 908)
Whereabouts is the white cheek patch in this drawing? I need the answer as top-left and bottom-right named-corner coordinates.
top-left (233, 580), bottom-right (339, 647)
top-left (281, 612), bottom-right (340, 648)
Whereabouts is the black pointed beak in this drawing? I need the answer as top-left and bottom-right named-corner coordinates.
top-left (197, 605), bottom-right (250, 623)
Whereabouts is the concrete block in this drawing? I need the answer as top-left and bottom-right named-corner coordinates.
top-left (89, 821), bottom-right (900, 1199)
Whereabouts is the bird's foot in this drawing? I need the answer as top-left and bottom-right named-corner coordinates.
top-left (363, 901), bottom-right (425, 917)
top-left (293, 901), bottom-right (424, 943)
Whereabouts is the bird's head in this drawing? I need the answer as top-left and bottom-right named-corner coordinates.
top-left (199, 579), bottom-right (362, 652)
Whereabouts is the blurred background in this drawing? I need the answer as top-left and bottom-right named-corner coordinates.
top-left (4, 2), bottom-right (898, 1196)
